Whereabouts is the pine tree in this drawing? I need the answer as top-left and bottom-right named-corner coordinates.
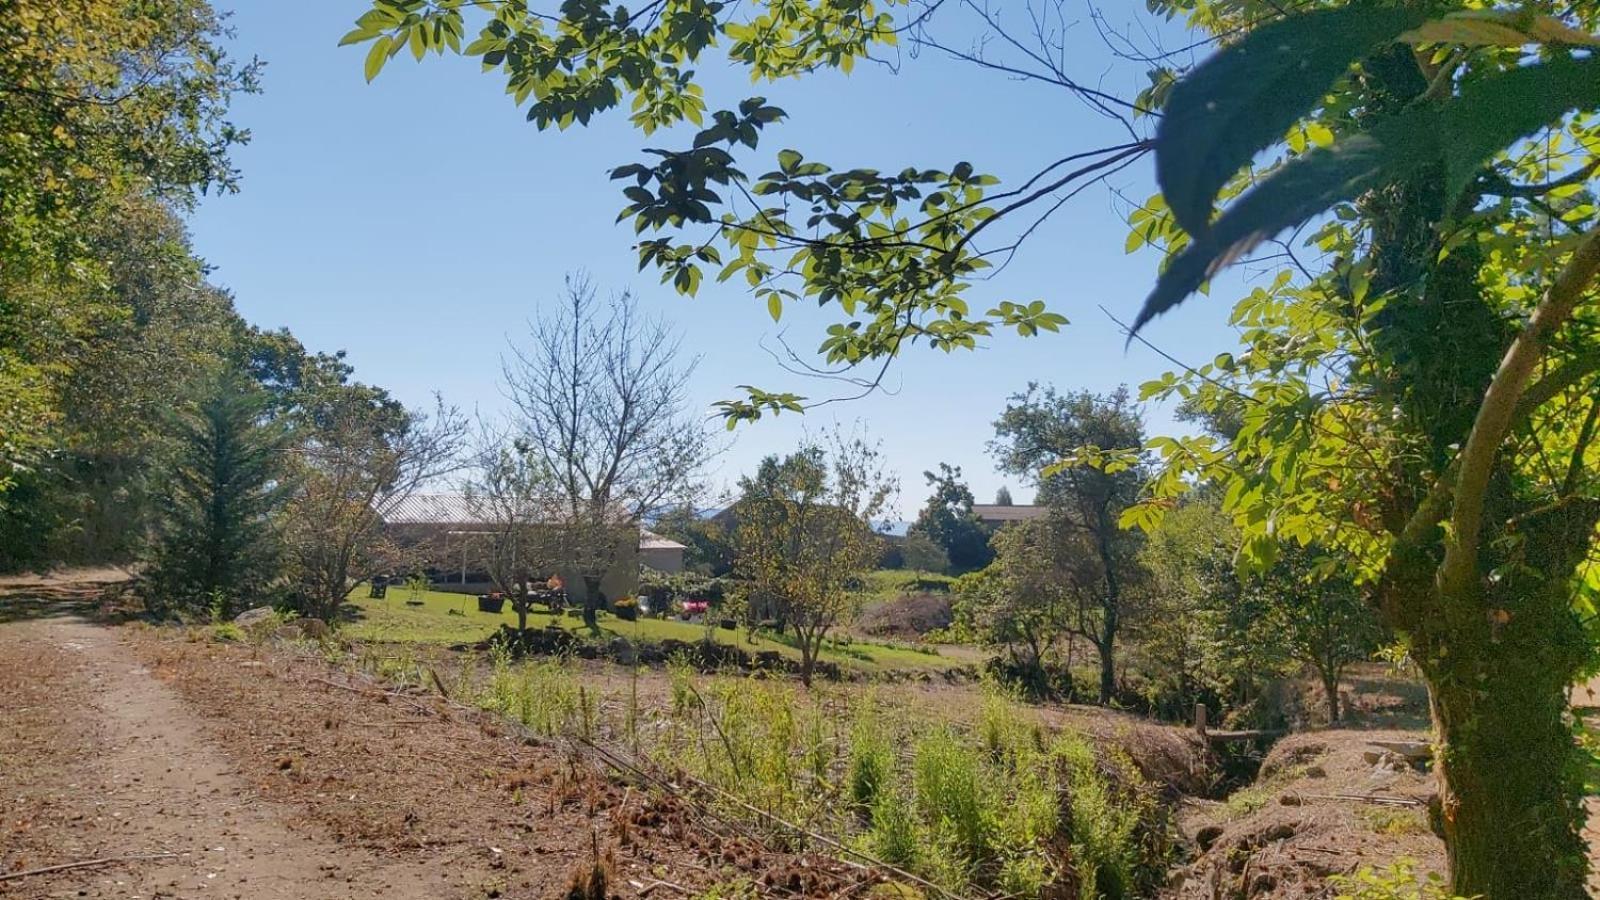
top-left (146, 375), bottom-right (285, 618)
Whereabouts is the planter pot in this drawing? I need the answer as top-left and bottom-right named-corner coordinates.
top-left (478, 595), bottom-right (506, 614)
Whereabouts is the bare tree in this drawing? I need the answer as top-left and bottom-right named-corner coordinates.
top-left (504, 275), bottom-right (717, 627)
top-left (461, 419), bottom-right (562, 632)
top-left (281, 389), bottom-right (465, 621)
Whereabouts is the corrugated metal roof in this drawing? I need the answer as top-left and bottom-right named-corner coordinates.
top-left (970, 504), bottom-right (1049, 523)
top-left (383, 494), bottom-right (679, 551)
top-left (382, 493), bottom-right (488, 525)
top-left (639, 529), bottom-right (686, 551)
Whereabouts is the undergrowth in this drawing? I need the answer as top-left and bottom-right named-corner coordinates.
top-left (340, 649), bottom-right (1171, 900)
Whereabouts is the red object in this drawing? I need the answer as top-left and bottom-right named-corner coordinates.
top-left (682, 600), bottom-right (709, 614)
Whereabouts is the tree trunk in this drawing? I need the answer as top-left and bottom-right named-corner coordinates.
top-left (1323, 669), bottom-right (1340, 724)
top-left (798, 630), bottom-right (816, 687)
top-left (1430, 651), bottom-right (1586, 899)
top-left (1097, 641), bottom-right (1115, 705)
top-left (581, 575), bottom-right (603, 629)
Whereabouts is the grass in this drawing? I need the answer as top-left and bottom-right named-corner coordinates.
top-left (343, 584), bottom-right (961, 674)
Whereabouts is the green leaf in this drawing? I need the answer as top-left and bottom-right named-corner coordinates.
top-left (365, 35), bottom-right (394, 82)
top-left (339, 27), bottom-right (376, 47)
top-left (1135, 51), bottom-right (1600, 334)
top-left (767, 293), bottom-right (783, 322)
top-left (1400, 10), bottom-right (1600, 47)
top-left (1154, 4), bottom-right (1426, 237)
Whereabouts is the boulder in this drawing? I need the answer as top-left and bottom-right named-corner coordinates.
top-left (293, 617), bottom-right (331, 640)
top-left (234, 607), bottom-right (277, 628)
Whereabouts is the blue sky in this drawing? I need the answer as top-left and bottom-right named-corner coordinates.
top-left (189, 1), bottom-right (1245, 514)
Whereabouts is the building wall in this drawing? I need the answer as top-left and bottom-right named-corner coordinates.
top-left (640, 546), bottom-right (684, 574)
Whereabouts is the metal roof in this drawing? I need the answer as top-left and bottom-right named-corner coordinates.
top-left (383, 494), bottom-right (684, 551)
top-left (969, 504), bottom-right (1049, 523)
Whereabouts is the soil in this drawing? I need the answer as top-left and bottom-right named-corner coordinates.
top-left (0, 600), bottom-right (868, 898)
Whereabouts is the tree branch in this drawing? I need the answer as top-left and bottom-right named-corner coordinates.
top-left (1440, 226), bottom-right (1600, 599)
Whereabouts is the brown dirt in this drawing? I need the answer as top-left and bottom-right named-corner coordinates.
top-left (0, 608), bottom-right (867, 899)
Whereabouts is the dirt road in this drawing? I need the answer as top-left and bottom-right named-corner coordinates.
top-left (1, 615), bottom-right (460, 899)
top-left (0, 605), bottom-right (762, 900)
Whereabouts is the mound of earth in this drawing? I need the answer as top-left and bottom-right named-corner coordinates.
top-left (854, 593), bottom-right (953, 639)
top-left (1167, 730), bottom-right (1443, 899)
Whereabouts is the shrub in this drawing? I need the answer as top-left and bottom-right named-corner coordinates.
top-left (848, 703), bottom-right (893, 811)
top-left (613, 597), bottom-right (638, 621)
top-left (1330, 859), bottom-right (1463, 900)
top-left (913, 729), bottom-right (993, 873)
top-left (866, 786), bottom-right (920, 868)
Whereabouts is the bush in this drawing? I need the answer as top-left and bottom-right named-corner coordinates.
top-left (848, 703), bottom-right (893, 811)
top-left (613, 597), bottom-right (638, 621)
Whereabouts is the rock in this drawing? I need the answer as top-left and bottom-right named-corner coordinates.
top-left (234, 607), bottom-right (277, 628)
top-left (293, 617), bottom-right (331, 640)
top-left (1368, 739), bottom-right (1431, 761)
top-left (1195, 824), bottom-right (1224, 851)
top-left (1263, 823), bottom-right (1296, 842)
top-left (1303, 765), bottom-right (1327, 779)
top-left (607, 637), bottom-right (638, 666)
top-left (1278, 793), bottom-right (1302, 806)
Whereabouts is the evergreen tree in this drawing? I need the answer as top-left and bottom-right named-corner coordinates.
top-left (993, 486), bottom-right (1013, 506)
top-left (146, 376), bottom-right (285, 618)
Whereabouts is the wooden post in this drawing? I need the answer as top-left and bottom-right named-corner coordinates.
top-left (1194, 702), bottom-right (1208, 739)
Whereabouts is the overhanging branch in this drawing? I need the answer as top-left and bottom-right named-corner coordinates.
top-left (1440, 226), bottom-right (1600, 599)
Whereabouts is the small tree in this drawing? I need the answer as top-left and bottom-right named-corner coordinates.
top-left (735, 432), bottom-right (895, 685)
top-left (993, 486), bottom-right (1014, 506)
top-left (952, 517), bottom-right (1078, 696)
top-left (281, 389), bottom-right (464, 621)
top-left (462, 425), bottom-right (561, 632)
top-left (145, 374), bottom-right (286, 618)
top-left (504, 275), bottom-right (716, 627)
top-left (1263, 550), bottom-right (1382, 724)
top-left (991, 385), bottom-right (1147, 703)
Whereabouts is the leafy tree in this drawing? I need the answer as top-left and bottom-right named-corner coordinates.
top-left (952, 516), bottom-right (1078, 697)
top-left (734, 432), bottom-right (895, 685)
top-left (0, 0), bottom-right (256, 505)
top-left (991, 386), bottom-right (1146, 703)
top-left (651, 504), bottom-right (736, 576)
top-left (993, 486), bottom-right (1014, 506)
top-left (899, 531), bottom-right (950, 575)
top-left (503, 275), bottom-right (718, 627)
top-left (1133, 499), bottom-right (1276, 721)
top-left (1137, 498), bottom-right (1380, 725)
top-left (1263, 550), bottom-right (1381, 725)
top-left (908, 463), bottom-right (992, 572)
top-left (144, 374), bottom-right (285, 618)
top-left (1126, 7), bottom-right (1600, 894)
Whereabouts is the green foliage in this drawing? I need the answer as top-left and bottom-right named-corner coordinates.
top-left (908, 463), bottom-right (994, 573)
top-left (144, 375), bottom-right (287, 619)
top-left (1331, 859), bottom-right (1463, 900)
top-left (734, 431), bottom-right (896, 683)
top-left (1138, 6), bottom-right (1600, 331)
top-left (847, 699), bottom-right (893, 811)
top-left (651, 505), bottom-right (736, 575)
top-left (1136, 4), bottom-right (1600, 895)
top-left (342, 0), bottom-right (1081, 424)
top-left (0, 0), bottom-right (256, 509)
top-left (898, 532), bottom-right (951, 575)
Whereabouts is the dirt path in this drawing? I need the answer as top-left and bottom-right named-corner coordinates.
top-left (1, 615), bottom-right (452, 899)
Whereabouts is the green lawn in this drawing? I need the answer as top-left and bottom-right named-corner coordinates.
top-left (344, 584), bottom-right (962, 673)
